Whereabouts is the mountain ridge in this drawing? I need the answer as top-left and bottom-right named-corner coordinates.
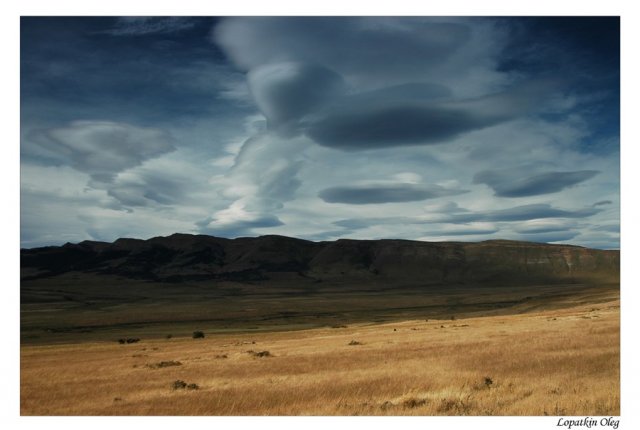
top-left (21, 233), bottom-right (620, 285)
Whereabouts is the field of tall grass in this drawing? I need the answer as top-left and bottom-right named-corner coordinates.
top-left (20, 295), bottom-right (619, 415)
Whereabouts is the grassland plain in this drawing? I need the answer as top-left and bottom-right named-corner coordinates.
top-left (20, 289), bottom-right (619, 416)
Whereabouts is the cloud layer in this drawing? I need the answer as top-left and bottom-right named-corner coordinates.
top-left (319, 182), bottom-right (468, 204)
top-left (31, 120), bottom-right (176, 184)
top-left (20, 17), bottom-right (620, 249)
top-left (474, 169), bottom-right (600, 197)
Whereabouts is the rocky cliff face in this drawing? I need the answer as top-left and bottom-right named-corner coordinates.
top-left (21, 234), bottom-right (619, 285)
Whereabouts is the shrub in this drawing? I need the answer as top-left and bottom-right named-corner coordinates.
top-left (172, 380), bottom-right (187, 390)
top-left (192, 331), bottom-right (205, 339)
top-left (172, 380), bottom-right (199, 390)
top-left (247, 350), bottom-right (272, 357)
top-left (147, 360), bottom-right (182, 369)
top-left (348, 340), bottom-right (362, 345)
top-left (117, 338), bottom-right (140, 344)
top-left (403, 398), bottom-right (427, 409)
top-left (484, 376), bottom-right (493, 388)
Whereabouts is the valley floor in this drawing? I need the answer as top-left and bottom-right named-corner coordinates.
top-left (20, 291), bottom-right (619, 416)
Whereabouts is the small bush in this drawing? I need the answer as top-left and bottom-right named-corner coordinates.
top-left (165, 334), bottom-right (172, 339)
top-left (172, 380), bottom-right (199, 390)
top-left (147, 360), bottom-right (182, 369)
top-left (348, 340), bottom-right (362, 346)
top-left (117, 338), bottom-right (140, 344)
top-left (403, 398), bottom-right (427, 409)
top-left (215, 354), bottom-right (228, 359)
top-left (192, 331), bottom-right (205, 339)
top-left (484, 376), bottom-right (493, 388)
top-left (437, 396), bottom-right (472, 414)
top-left (172, 380), bottom-right (187, 390)
top-left (247, 350), bottom-right (272, 357)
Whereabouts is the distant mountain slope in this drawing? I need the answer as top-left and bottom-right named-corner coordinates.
top-left (21, 234), bottom-right (619, 285)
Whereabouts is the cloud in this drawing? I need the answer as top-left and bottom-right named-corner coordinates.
top-left (197, 202), bottom-right (284, 238)
top-left (102, 17), bottom-right (196, 36)
top-left (332, 217), bottom-right (411, 230)
top-left (438, 203), bottom-right (601, 223)
top-left (104, 153), bottom-right (213, 208)
top-left (319, 182), bottom-right (468, 204)
top-left (215, 17), bottom-right (550, 151)
top-left (247, 62), bottom-right (345, 133)
top-left (197, 132), bottom-right (309, 237)
top-left (515, 231), bottom-right (581, 244)
top-left (20, 163), bottom-right (198, 247)
top-left (593, 200), bottom-right (613, 207)
top-left (591, 224), bottom-right (619, 233)
top-left (513, 219), bottom-right (578, 234)
top-left (429, 226), bottom-right (499, 236)
top-left (19, 18), bottom-right (619, 250)
top-left (31, 121), bottom-right (176, 183)
top-left (306, 80), bottom-right (558, 150)
top-left (474, 168), bottom-right (599, 197)
top-left (214, 17), bottom-right (503, 93)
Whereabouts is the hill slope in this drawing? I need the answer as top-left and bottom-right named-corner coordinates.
top-left (21, 234), bottom-right (619, 285)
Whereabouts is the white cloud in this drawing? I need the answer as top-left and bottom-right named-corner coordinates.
top-left (32, 121), bottom-right (176, 184)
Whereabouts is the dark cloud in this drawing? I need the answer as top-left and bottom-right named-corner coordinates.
top-left (306, 99), bottom-right (485, 150)
top-left (474, 169), bottom-right (599, 197)
top-left (441, 204), bottom-right (601, 223)
top-left (247, 62), bottom-right (345, 133)
top-left (30, 121), bottom-right (176, 183)
top-left (319, 183), bottom-right (468, 204)
top-left (299, 79), bottom-right (557, 149)
top-left (308, 80), bottom-right (560, 150)
top-left (593, 200), bottom-right (613, 207)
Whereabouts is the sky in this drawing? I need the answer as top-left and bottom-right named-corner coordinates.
top-left (20, 16), bottom-right (620, 249)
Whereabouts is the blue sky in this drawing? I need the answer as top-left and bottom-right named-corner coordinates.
top-left (20, 16), bottom-right (620, 249)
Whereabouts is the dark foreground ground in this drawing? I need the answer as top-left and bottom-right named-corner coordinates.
top-left (21, 271), bottom-right (618, 344)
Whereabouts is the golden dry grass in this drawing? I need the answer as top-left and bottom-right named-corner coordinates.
top-left (21, 297), bottom-right (619, 416)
